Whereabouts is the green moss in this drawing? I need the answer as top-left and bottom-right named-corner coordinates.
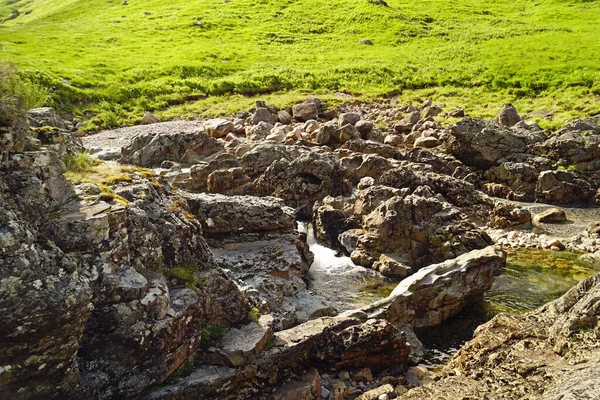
top-left (247, 307), bottom-right (260, 323)
top-left (199, 324), bottom-right (229, 350)
top-left (165, 263), bottom-right (200, 289)
top-left (62, 151), bottom-right (101, 173)
top-left (98, 192), bottom-right (115, 202)
top-left (100, 174), bottom-right (134, 185)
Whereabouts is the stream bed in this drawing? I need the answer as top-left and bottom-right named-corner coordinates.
top-left (299, 221), bottom-right (600, 367)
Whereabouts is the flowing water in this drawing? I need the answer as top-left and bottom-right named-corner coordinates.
top-left (299, 221), bottom-right (600, 367)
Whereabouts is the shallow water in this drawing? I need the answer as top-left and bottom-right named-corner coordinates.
top-left (298, 222), bottom-right (396, 311)
top-left (299, 220), bottom-right (600, 367)
top-left (417, 248), bottom-right (600, 366)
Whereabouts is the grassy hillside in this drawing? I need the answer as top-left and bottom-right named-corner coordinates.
top-left (1, 0), bottom-right (599, 129)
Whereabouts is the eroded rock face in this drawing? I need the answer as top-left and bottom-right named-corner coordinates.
top-left (348, 193), bottom-right (492, 268)
top-left (362, 245), bottom-right (506, 328)
top-left (0, 134), bottom-right (251, 399)
top-left (0, 153), bottom-right (92, 399)
top-left (255, 151), bottom-right (352, 201)
top-left (535, 170), bottom-right (596, 205)
top-left (120, 129), bottom-right (224, 167)
top-left (447, 118), bottom-right (545, 169)
top-left (403, 273), bottom-right (600, 400)
top-left (145, 314), bottom-right (410, 400)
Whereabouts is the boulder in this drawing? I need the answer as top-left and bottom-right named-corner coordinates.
top-left (362, 245), bottom-right (506, 327)
top-left (532, 124), bottom-right (600, 165)
top-left (448, 119), bottom-right (545, 169)
top-left (278, 110), bottom-right (292, 125)
top-left (204, 118), bottom-right (234, 138)
top-left (493, 104), bottom-right (521, 127)
top-left (413, 136), bottom-right (441, 148)
top-left (184, 193), bottom-right (295, 236)
top-left (372, 253), bottom-right (412, 278)
top-left (534, 207), bottom-right (567, 224)
top-left (489, 202), bottom-right (531, 228)
top-left (349, 193), bottom-right (492, 269)
top-left (535, 170), bottom-right (596, 205)
top-left (251, 107), bottom-right (273, 125)
top-left (339, 112), bottom-right (363, 127)
top-left (255, 151), bottom-right (352, 201)
top-left (141, 111), bottom-right (160, 125)
top-left (120, 130), bottom-right (224, 167)
top-left (293, 102), bottom-right (319, 122)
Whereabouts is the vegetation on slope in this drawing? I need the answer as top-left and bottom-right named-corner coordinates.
top-left (0, 0), bottom-right (599, 129)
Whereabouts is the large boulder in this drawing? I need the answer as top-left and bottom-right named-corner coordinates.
top-left (255, 151), bottom-right (352, 201)
top-left (292, 102), bottom-right (319, 122)
top-left (535, 170), bottom-right (596, 205)
top-left (447, 119), bottom-right (545, 169)
top-left (347, 193), bottom-right (492, 268)
top-left (184, 193), bottom-right (295, 236)
top-left (362, 245), bottom-right (506, 327)
top-left (493, 104), bottom-right (521, 127)
top-left (532, 120), bottom-right (600, 166)
top-left (120, 130), bottom-right (224, 167)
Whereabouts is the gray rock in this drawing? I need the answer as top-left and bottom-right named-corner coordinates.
top-left (292, 102), bottom-right (319, 122)
top-left (27, 107), bottom-right (69, 129)
top-left (494, 104), bottom-right (521, 127)
top-left (362, 245), bottom-right (506, 327)
top-left (535, 170), bottom-right (595, 205)
top-left (339, 112), bottom-right (363, 127)
top-left (448, 118), bottom-right (545, 169)
top-left (278, 110), bottom-right (292, 125)
top-left (413, 136), bottom-right (441, 148)
top-left (252, 107), bottom-right (272, 125)
top-left (141, 111), bottom-right (160, 125)
top-left (120, 129), bottom-right (224, 167)
top-left (204, 118), bottom-right (234, 138)
top-left (534, 208), bottom-right (567, 224)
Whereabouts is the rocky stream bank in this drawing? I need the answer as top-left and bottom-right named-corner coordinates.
top-left (1, 99), bottom-right (600, 399)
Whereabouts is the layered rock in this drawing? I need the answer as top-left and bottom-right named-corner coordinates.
top-left (120, 129), bottom-right (224, 167)
top-left (402, 273), bottom-right (600, 399)
top-left (144, 314), bottom-right (410, 399)
top-left (362, 245), bottom-right (505, 327)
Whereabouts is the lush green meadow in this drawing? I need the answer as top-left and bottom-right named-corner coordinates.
top-left (1, 0), bottom-right (599, 129)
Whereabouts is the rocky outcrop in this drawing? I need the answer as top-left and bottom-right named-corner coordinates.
top-left (120, 129), bottom-right (224, 167)
top-left (346, 192), bottom-right (492, 268)
top-left (255, 151), bottom-right (352, 201)
top-left (535, 170), bottom-right (596, 205)
top-left (0, 118), bottom-right (252, 398)
top-left (403, 273), bottom-right (600, 399)
top-left (362, 245), bottom-right (505, 327)
top-left (447, 118), bottom-right (545, 169)
top-left (144, 314), bottom-right (410, 399)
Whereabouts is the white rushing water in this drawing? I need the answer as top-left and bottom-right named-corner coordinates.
top-left (297, 221), bottom-right (395, 311)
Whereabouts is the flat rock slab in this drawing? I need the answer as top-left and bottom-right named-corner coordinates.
top-left (217, 315), bottom-right (274, 367)
top-left (82, 120), bottom-right (203, 155)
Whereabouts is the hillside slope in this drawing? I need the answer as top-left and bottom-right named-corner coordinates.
top-left (1, 0), bottom-right (599, 128)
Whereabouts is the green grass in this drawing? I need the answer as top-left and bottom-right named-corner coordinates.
top-left (1, 0), bottom-right (599, 130)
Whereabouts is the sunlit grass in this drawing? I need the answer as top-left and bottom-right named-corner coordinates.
top-left (1, 0), bottom-right (599, 129)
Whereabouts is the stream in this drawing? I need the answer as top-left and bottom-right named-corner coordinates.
top-left (298, 220), bottom-right (600, 368)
